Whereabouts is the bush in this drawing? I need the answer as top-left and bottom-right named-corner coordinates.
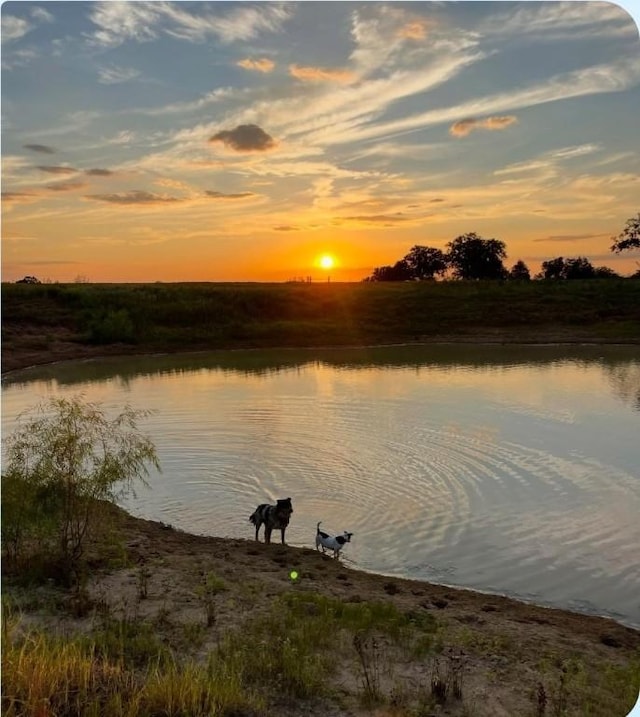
top-left (1, 397), bottom-right (159, 585)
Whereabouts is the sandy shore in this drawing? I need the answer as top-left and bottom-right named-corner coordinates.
top-left (4, 338), bottom-right (640, 715)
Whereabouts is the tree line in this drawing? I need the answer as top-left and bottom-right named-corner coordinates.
top-left (365, 213), bottom-right (640, 282)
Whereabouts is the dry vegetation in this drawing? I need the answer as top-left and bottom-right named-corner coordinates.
top-left (3, 505), bottom-right (640, 717)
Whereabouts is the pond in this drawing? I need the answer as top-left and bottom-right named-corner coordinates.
top-left (2, 344), bottom-right (639, 627)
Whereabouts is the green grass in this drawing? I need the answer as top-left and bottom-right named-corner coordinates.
top-left (3, 585), bottom-right (639, 716)
top-left (3, 280), bottom-right (639, 356)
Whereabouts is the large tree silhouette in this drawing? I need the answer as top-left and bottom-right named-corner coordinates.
top-left (404, 245), bottom-right (448, 280)
top-left (446, 233), bottom-right (507, 280)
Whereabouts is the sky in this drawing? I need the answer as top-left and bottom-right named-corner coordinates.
top-left (2, 1), bottom-right (640, 283)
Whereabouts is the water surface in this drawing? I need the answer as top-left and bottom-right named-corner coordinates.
top-left (3, 344), bottom-right (639, 626)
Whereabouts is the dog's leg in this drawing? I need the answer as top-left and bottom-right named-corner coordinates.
top-left (280, 527), bottom-right (286, 545)
top-left (255, 522), bottom-right (261, 542)
top-left (265, 525), bottom-right (272, 544)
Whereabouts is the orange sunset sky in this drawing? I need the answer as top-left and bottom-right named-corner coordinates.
top-left (2, 1), bottom-right (640, 282)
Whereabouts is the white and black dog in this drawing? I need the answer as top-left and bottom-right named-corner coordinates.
top-left (315, 521), bottom-right (353, 558)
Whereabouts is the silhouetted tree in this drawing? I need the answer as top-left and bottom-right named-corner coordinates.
top-left (593, 266), bottom-right (620, 279)
top-left (16, 275), bottom-right (40, 284)
top-left (403, 245), bottom-right (448, 280)
top-left (611, 213), bottom-right (640, 253)
top-left (446, 233), bottom-right (507, 280)
top-left (368, 259), bottom-right (413, 281)
top-left (539, 257), bottom-right (567, 280)
top-left (509, 260), bottom-right (531, 281)
top-left (539, 256), bottom-right (603, 280)
top-left (564, 257), bottom-right (595, 279)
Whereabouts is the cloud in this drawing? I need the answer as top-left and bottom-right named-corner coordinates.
top-left (85, 168), bottom-right (114, 176)
top-left (2, 47), bottom-right (40, 70)
top-left (85, 190), bottom-right (181, 204)
top-left (273, 225), bottom-right (299, 231)
top-left (551, 144), bottom-right (600, 160)
top-left (449, 115), bottom-right (518, 137)
top-left (31, 7), bottom-right (54, 23)
top-left (88, 2), bottom-right (161, 47)
top-left (533, 233), bottom-right (607, 243)
top-left (323, 56), bottom-right (640, 147)
top-left (1, 16), bottom-right (31, 42)
top-left (205, 191), bottom-right (255, 199)
top-left (35, 165), bottom-right (77, 174)
top-left (397, 20), bottom-right (431, 40)
top-left (289, 64), bottom-right (356, 83)
top-left (209, 124), bottom-right (276, 152)
top-left (2, 191), bottom-right (35, 202)
top-left (98, 65), bottom-right (141, 84)
top-left (237, 57), bottom-right (275, 73)
top-left (89, 2), bottom-right (292, 47)
top-left (23, 143), bottom-right (56, 154)
top-left (341, 214), bottom-right (409, 223)
top-left (46, 181), bottom-right (87, 192)
top-left (495, 144), bottom-right (601, 176)
top-left (481, 1), bottom-right (637, 42)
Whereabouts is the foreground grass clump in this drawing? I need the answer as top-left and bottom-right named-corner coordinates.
top-left (2, 628), bottom-right (264, 717)
top-left (1, 589), bottom-right (440, 716)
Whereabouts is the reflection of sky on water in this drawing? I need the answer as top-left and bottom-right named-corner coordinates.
top-left (2, 344), bottom-right (639, 626)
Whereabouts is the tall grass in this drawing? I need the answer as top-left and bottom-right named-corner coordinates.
top-left (3, 280), bottom-right (639, 356)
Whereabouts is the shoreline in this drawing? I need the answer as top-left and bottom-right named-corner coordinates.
top-left (4, 339), bottom-right (640, 634)
top-left (4, 346), bottom-right (640, 714)
top-left (3, 330), bottom-right (639, 377)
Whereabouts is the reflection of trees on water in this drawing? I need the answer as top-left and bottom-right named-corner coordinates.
top-left (5, 345), bottom-right (640, 393)
top-left (603, 363), bottom-right (640, 412)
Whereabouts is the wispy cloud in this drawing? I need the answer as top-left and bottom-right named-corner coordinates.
top-left (481, 1), bottom-right (638, 42)
top-left (86, 190), bottom-right (181, 204)
top-left (89, 2), bottom-right (292, 47)
top-left (237, 58), bottom-right (275, 73)
top-left (289, 64), bottom-right (356, 83)
top-left (324, 56), bottom-right (640, 146)
top-left (46, 180), bottom-right (87, 192)
top-left (2, 47), bottom-right (40, 70)
top-left (35, 165), bottom-right (77, 175)
top-left (85, 168), bottom-right (114, 176)
top-left (30, 7), bottom-right (54, 23)
top-left (273, 225), bottom-right (300, 231)
top-left (533, 233), bottom-right (608, 243)
top-left (205, 191), bottom-right (256, 199)
top-left (495, 144), bottom-right (601, 176)
top-left (98, 65), bottom-right (141, 84)
top-left (449, 115), bottom-right (518, 138)
top-left (2, 191), bottom-right (36, 203)
top-left (23, 144), bottom-right (56, 154)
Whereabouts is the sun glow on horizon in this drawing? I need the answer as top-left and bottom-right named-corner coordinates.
top-left (318, 254), bottom-right (335, 270)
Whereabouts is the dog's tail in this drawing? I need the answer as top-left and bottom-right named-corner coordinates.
top-left (249, 510), bottom-right (258, 525)
top-left (316, 521), bottom-right (322, 534)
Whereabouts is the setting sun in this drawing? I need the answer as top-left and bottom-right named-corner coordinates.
top-left (318, 254), bottom-right (335, 270)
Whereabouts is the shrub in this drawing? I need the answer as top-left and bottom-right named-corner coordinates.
top-left (1, 397), bottom-right (159, 585)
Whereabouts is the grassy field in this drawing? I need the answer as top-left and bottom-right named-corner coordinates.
top-left (2, 280), bottom-right (640, 372)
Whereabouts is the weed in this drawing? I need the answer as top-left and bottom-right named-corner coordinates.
top-left (353, 632), bottom-right (383, 706)
top-left (196, 571), bottom-right (227, 627)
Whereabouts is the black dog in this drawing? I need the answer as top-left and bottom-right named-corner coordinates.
top-left (249, 497), bottom-right (293, 544)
